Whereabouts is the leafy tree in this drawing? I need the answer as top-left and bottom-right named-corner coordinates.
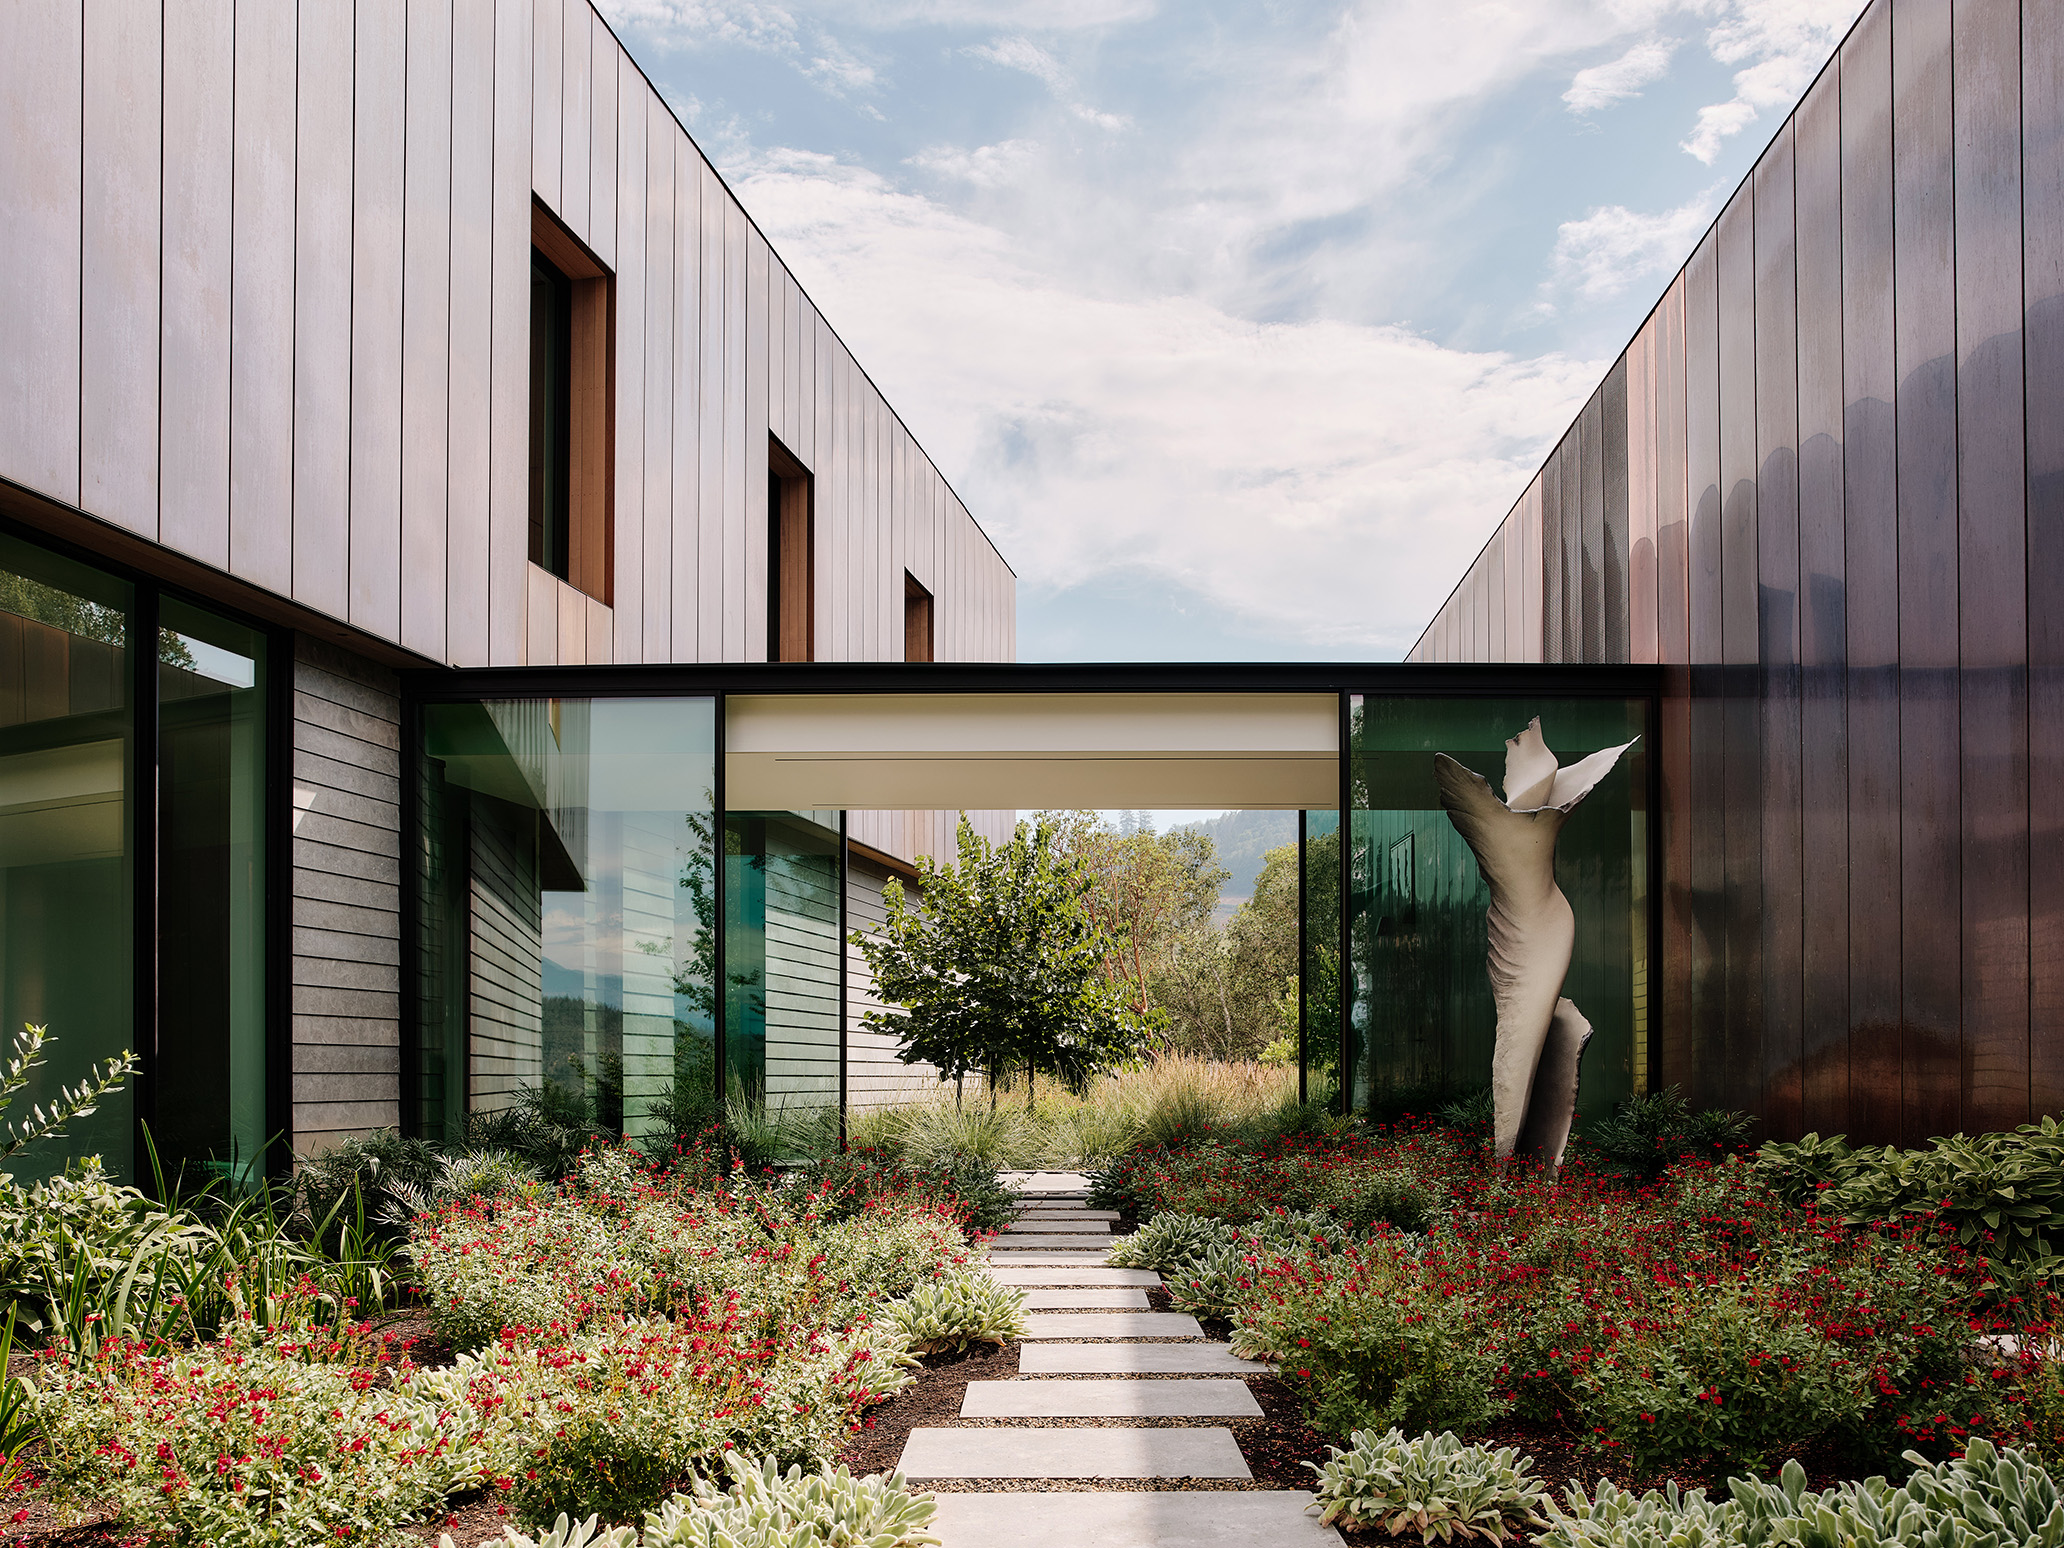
top-left (853, 815), bottom-right (1156, 1106)
top-left (1043, 812), bottom-right (1227, 1014)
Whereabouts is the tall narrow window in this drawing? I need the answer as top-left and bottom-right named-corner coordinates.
top-left (768, 438), bottom-right (814, 661)
top-left (903, 572), bottom-right (933, 663)
top-left (528, 200), bottom-right (615, 604)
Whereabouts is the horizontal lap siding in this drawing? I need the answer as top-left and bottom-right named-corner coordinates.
top-left (291, 638), bottom-right (403, 1153)
top-left (844, 858), bottom-right (959, 1108)
top-left (1402, 0), bottom-right (2056, 1145)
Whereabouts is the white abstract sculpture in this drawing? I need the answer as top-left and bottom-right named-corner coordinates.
top-left (1433, 718), bottom-right (1638, 1172)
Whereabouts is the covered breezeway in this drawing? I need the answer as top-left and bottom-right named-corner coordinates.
top-left (401, 661), bottom-right (1658, 1137)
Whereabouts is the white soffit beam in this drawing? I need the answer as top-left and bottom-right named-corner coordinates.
top-left (724, 693), bottom-right (1339, 811)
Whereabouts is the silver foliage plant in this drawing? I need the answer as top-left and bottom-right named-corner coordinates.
top-left (1305, 1428), bottom-right (1550, 1543)
top-left (444, 1452), bottom-right (940, 1548)
top-left (1538, 1439), bottom-right (2063, 1548)
top-left (886, 1273), bottom-right (1026, 1355)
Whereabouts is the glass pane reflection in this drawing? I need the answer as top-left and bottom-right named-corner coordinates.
top-left (417, 697), bottom-right (718, 1143)
top-left (0, 533), bottom-right (135, 1182)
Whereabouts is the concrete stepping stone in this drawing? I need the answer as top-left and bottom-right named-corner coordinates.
top-left (1022, 1311), bottom-right (1203, 1339)
top-left (898, 1426), bottom-right (1249, 1480)
top-left (1001, 1171), bottom-right (1092, 1193)
top-left (994, 1234), bottom-right (1118, 1249)
top-left (984, 1266), bottom-right (1160, 1287)
top-left (984, 1256), bottom-right (1115, 1269)
top-left (962, 1378), bottom-right (1261, 1418)
top-left (1020, 1287), bottom-right (1151, 1309)
top-left (1003, 1219), bottom-right (1109, 1234)
top-left (1020, 1342), bottom-right (1258, 1375)
top-left (1016, 1208), bottom-right (1118, 1220)
top-left (931, 1491), bottom-right (1340, 1547)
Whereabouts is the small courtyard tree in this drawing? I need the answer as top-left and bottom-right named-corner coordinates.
top-left (853, 815), bottom-right (1155, 1106)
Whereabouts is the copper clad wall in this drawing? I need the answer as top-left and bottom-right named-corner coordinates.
top-left (1, 0), bottom-right (1013, 673)
top-left (1410, 0), bottom-right (2060, 1144)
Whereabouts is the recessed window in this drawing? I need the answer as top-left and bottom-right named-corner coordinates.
top-left (768, 438), bottom-right (814, 662)
top-left (903, 572), bottom-right (933, 663)
top-left (528, 200), bottom-right (614, 604)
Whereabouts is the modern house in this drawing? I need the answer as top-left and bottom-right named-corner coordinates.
top-left (0, 0), bottom-right (1015, 1179)
top-left (1409, 0), bottom-right (2064, 1143)
top-left (2, 0), bottom-right (2053, 1174)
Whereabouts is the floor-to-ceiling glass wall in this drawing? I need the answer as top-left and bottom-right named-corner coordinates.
top-left (415, 696), bottom-right (718, 1143)
top-left (1344, 694), bottom-right (1649, 1124)
top-left (1300, 809), bottom-right (1339, 1102)
top-left (0, 527), bottom-right (275, 1184)
top-left (723, 811), bottom-right (842, 1114)
top-left (0, 532), bottom-right (136, 1181)
top-left (155, 599), bottom-right (270, 1182)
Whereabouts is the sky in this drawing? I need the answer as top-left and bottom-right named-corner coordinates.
top-left (601, 0), bottom-right (1870, 662)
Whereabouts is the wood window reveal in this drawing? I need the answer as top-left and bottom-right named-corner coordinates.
top-left (528, 199), bottom-right (614, 605)
top-left (904, 572), bottom-right (934, 663)
top-left (768, 437), bottom-right (815, 661)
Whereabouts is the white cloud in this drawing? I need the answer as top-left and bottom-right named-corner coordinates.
top-left (1564, 37), bottom-right (1677, 113)
top-left (1681, 0), bottom-right (1865, 162)
top-left (906, 138), bottom-right (1040, 187)
top-left (966, 35), bottom-right (1069, 90)
top-left (1547, 188), bottom-right (1719, 301)
top-left (736, 155), bottom-right (1601, 652)
top-left (602, 0), bottom-right (801, 52)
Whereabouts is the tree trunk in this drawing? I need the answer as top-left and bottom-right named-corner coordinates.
top-left (955, 1072), bottom-right (964, 1111)
top-left (1026, 1066), bottom-right (1036, 1112)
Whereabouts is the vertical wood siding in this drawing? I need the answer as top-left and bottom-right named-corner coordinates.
top-left (12, 0), bottom-right (1012, 676)
top-left (1407, 0), bottom-right (2057, 1145)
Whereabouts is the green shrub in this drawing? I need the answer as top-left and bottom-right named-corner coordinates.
top-left (1756, 1119), bottom-right (2064, 1280)
top-left (1578, 1088), bottom-right (1755, 1183)
top-left (452, 1453), bottom-right (940, 1548)
top-left (888, 1274), bottom-right (1026, 1354)
top-left (1233, 1249), bottom-right (1503, 1438)
top-left (293, 1129), bottom-right (442, 1247)
top-left (793, 1148), bottom-right (1015, 1234)
top-left (1315, 1164), bottom-right (1441, 1231)
top-left (1538, 1440), bottom-right (2064, 1548)
top-left (1306, 1428), bottom-right (1549, 1542)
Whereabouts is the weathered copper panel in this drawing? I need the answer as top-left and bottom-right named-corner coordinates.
top-left (1842, 4), bottom-right (1905, 1142)
top-left (1795, 63), bottom-right (1852, 1134)
top-left (1755, 128), bottom-right (1804, 1139)
top-left (1953, 0), bottom-right (2030, 1131)
top-left (1892, 0), bottom-right (1963, 1139)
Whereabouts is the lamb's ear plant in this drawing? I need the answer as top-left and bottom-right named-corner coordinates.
top-left (888, 1274), bottom-right (1026, 1354)
top-left (1105, 1211), bottom-right (1229, 1273)
top-left (1305, 1428), bottom-right (1549, 1543)
top-left (448, 1452), bottom-right (942, 1548)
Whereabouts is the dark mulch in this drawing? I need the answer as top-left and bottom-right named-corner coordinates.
top-left (836, 1340), bottom-right (1021, 1477)
top-left (402, 1489), bottom-right (517, 1547)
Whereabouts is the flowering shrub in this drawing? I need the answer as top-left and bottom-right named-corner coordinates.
top-left (409, 1146), bottom-right (968, 1351)
top-left (29, 1301), bottom-right (502, 1547)
top-left (420, 1308), bottom-right (911, 1526)
top-left (1227, 1152), bottom-right (2038, 1472)
top-left (791, 1147), bottom-right (1015, 1235)
top-left (1088, 1130), bottom-right (1455, 1230)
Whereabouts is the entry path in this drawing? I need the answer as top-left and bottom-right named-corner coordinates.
top-left (900, 1173), bottom-right (1340, 1548)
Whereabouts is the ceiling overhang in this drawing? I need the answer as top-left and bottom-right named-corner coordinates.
top-left (723, 692), bottom-right (1339, 810)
